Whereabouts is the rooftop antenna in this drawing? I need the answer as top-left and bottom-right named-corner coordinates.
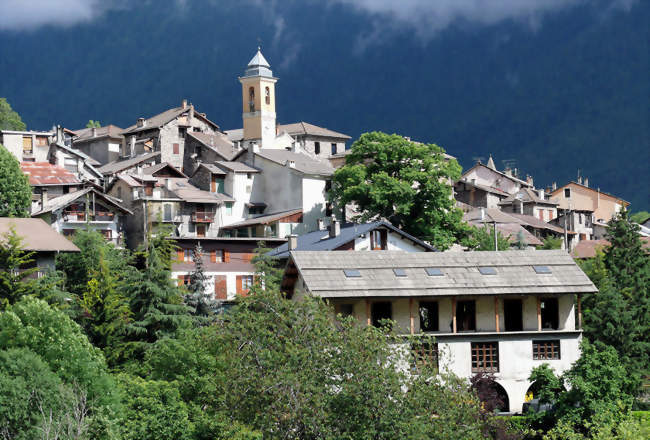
top-left (502, 159), bottom-right (517, 171)
top-left (472, 156), bottom-right (485, 164)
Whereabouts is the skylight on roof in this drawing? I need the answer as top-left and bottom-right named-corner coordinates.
top-left (425, 268), bottom-right (444, 276)
top-left (478, 267), bottom-right (497, 275)
top-left (393, 268), bottom-right (407, 277)
top-left (533, 265), bottom-right (552, 274)
top-left (343, 269), bottom-right (361, 278)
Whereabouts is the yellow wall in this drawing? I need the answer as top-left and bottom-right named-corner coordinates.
top-left (240, 76), bottom-right (277, 141)
top-left (551, 183), bottom-right (626, 221)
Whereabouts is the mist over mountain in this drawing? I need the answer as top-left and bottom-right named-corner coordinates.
top-left (0, 0), bottom-right (647, 208)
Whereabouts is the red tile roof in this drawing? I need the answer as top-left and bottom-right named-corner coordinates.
top-left (20, 162), bottom-right (81, 186)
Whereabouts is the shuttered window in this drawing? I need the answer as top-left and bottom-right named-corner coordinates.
top-left (471, 342), bottom-right (499, 373)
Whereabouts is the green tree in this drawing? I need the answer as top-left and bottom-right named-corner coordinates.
top-left (629, 211), bottom-right (650, 224)
top-left (251, 240), bottom-right (283, 291)
top-left (0, 97), bottom-right (26, 130)
top-left (330, 131), bottom-right (468, 250)
top-left (514, 229), bottom-right (528, 250)
top-left (86, 119), bottom-right (101, 128)
top-left (118, 374), bottom-right (194, 440)
top-left (0, 227), bottom-right (38, 308)
top-left (542, 235), bottom-right (563, 250)
top-left (0, 145), bottom-right (31, 217)
top-left (464, 224), bottom-right (511, 251)
top-left (184, 243), bottom-right (217, 322)
top-left (0, 298), bottom-right (122, 438)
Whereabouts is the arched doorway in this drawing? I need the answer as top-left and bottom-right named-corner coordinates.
top-left (470, 374), bottom-right (510, 413)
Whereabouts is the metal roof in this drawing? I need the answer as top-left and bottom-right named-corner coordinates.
top-left (21, 162), bottom-right (80, 186)
top-left (0, 218), bottom-right (79, 252)
top-left (267, 221), bottom-right (436, 258)
top-left (289, 250), bottom-right (598, 298)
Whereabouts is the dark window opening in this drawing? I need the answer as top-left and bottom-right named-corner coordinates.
top-left (533, 340), bottom-right (561, 360)
top-left (178, 127), bottom-right (186, 139)
top-left (331, 143), bottom-right (337, 155)
top-left (457, 300), bottom-right (476, 331)
top-left (564, 188), bottom-right (571, 198)
top-left (370, 229), bottom-right (387, 250)
top-left (248, 87), bottom-right (255, 112)
top-left (265, 86), bottom-right (270, 105)
top-left (314, 141), bottom-right (320, 155)
top-left (371, 301), bottom-right (392, 328)
top-left (163, 204), bottom-right (172, 221)
top-left (419, 301), bottom-right (438, 332)
top-left (471, 342), bottom-right (499, 373)
top-left (541, 298), bottom-right (559, 330)
top-left (504, 299), bottom-right (523, 331)
top-left (335, 303), bottom-right (354, 318)
top-left (411, 340), bottom-right (438, 373)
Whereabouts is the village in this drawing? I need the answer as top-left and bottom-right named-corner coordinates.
top-left (0, 46), bottom-right (648, 438)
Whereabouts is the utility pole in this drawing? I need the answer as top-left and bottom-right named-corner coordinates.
top-left (493, 221), bottom-right (498, 251)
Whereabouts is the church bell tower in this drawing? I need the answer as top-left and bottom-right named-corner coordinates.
top-left (240, 47), bottom-right (277, 149)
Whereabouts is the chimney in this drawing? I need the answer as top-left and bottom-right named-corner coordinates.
top-left (584, 177), bottom-right (589, 188)
top-left (526, 175), bottom-right (534, 186)
top-left (552, 182), bottom-right (557, 191)
top-left (137, 118), bottom-right (146, 128)
top-left (92, 127), bottom-right (97, 137)
top-left (246, 142), bottom-right (259, 166)
top-left (188, 103), bottom-right (194, 121)
top-left (288, 234), bottom-right (298, 251)
top-left (504, 168), bottom-right (512, 177)
top-left (130, 136), bottom-right (136, 157)
top-left (329, 217), bottom-right (340, 238)
top-left (165, 178), bottom-right (172, 190)
top-left (288, 160), bottom-right (296, 168)
top-left (40, 190), bottom-right (48, 209)
top-left (577, 176), bottom-right (583, 185)
top-left (538, 188), bottom-right (545, 200)
top-left (182, 99), bottom-right (187, 109)
top-left (317, 218), bottom-right (325, 231)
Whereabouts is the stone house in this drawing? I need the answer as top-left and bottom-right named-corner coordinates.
top-left (498, 188), bottom-right (559, 222)
top-left (549, 180), bottom-right (629, 223)
top-left (121, 99), bottom-right (221, 171)
top-left (550, 209), bottom-right (595, 246)
top-left (0, 129), bottom-right (53, 162)
top-left (47, 141), bottom-right (103, 185)
top-left (31, 187), bottom-right (131, 246)
top-left (282, 250), bottom-right (597, 413)
top-left (182, 131), bottom-right (245, 177)
top-left (20, 162), bottom-right (82, 213)
top-left (0, 218), bottom-right (80, 277)
top-left (71, 125), bottom-right (124, 165)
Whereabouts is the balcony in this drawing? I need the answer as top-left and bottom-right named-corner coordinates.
top-left (63, 210), bottom-right (115, 222)
top-left (191, 212), bottom-right (214, 223)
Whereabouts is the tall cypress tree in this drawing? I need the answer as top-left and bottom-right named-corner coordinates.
top-left (185, 243), bottom-right (217, 321)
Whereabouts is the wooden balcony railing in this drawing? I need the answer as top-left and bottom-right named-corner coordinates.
top-left (63, 211), bottom-right (115, 222)
top-left (191, 212), bottom-right (214, 222)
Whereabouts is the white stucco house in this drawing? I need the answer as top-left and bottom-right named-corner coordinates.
top-left (282, 250), bottom-right (597, 413)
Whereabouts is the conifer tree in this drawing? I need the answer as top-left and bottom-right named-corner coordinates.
top-left (184, 243), bottom-right (217, 321)
top-left (0, 227), bottom-right (37, 308)
top-left (251, 241), bottom-right (283, 291)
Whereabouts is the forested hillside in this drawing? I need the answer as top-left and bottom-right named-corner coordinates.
top-left (0, 0), bottom-right (647, 208)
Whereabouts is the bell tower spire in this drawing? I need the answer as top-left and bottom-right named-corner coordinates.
top-left (239, 47), bottom-right (277, 149)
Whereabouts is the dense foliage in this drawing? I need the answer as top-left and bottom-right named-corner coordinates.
top-left (330, 131), bottom-right (469, 250)
top-left (0, 145), bottom-right (31, 217)
top-left (463, 224), bottom-right (511, 251)
top-left (0, 97), bottom-right (26, 131)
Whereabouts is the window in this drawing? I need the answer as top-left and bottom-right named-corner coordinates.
top-left (540, 298), bottom-right (559, 330)
top-left (343, 269), bottom-right (361, 278)
top-left (538, 210), bottom-right (544, 221)
top-left (533, 340), bottom-right (561, 360)
top-left (325, 202), bottom-right (333, 217)
top-left (370, 229), bottom-right (387, 250)
top-left (179, 249), bottom-right (193, 262)
top-left (265, 86), bottom-right (270, 105)
top-left (163, 204), bottom-right (173, 221)
top-left (393, 268), bottom-right (407, 277)
top-left (225, 202), bottom-right (232, 216)
top-left (331, 143), bottom-right (337, 155)
top-left (578, 213), bottom-right (583, 224)
top-left (237, 275), bottom-right (254, 295)
top-left (425, 268), bottom-right (444, 276)
top-left (419, 301), bottom-right (438, 332)
top-left (101, 230), bottom-right (112, 240)
top-left (64, 158), bottom-right (78, 173)
top-left (335, 303), bottom-right (354, 318)
top-left (478, 267), bottom-right (497, 275)
top-left (177, 274), bottom-right (191, 286)
top-left (212, 177), bottom-right (225, 193)
top-left (116, 187), bottom-right (122, 199)
top-left (504, 299), bottom-right (523, 331)
top-left (196, 224), bottom-right (206, 237)
top-left (471, 342), bottom-right (499, 373)
top-left (173, 143), bottom-right (180, 154)
top-left (314, 141), bottom-right (320, 155)
top-left (564, 188), bottom-right (571, 198)
top-left (36, 136), bottom-right (48, 146)
top-left (533, 265), bottom-right (552, 274)
top-left (247, 172), bottom-right (252, 179)
top-left (548, 209), bottom-right (554, 220)
top-left (178, 127), bottom-right (186, 139)
top-left (412, 340), bottom-right (438, 373)
top-left (371, 301), bottom-right (392, 327)
top-left (144, 183), bottom-right (154, 196)
top-left (210, 250), bottom-right (224, 263)
top-left (456, 300), bottom-right (476, 331)
top-left (248, 87), bottom-right (255, 112)
top-left (22, 136), bottom-right (33, 154)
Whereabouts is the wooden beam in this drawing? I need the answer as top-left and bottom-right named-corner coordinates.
top-left (409, 298), bottom-right (415, 335)
top-left (452, 298), bottom-right (457, 333)
top-left (366, 299), bottom-right (371, 327)
top-left (537, 297), bottom-right (542, 331)
top-left (494, 297), bottom-right (500, 332)
top-left (577, 294), bottom-right (582, 330)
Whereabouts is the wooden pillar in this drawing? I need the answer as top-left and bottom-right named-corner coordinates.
top-left (366, 299), bottom-right (371, 327)
top-left (409, 298), bottom-right (415, 335)
top-left (494, 297), bottom-right (500, 332)
top-left (452, 298), bottom-right (457, 333)
top-left (536, 297), bottom-right (542, 331)
top-left (577, 294), bottom-right (582, 330)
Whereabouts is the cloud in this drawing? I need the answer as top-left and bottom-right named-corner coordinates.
top-left (330, 0), bottom-right (638, 46)
top-left (0, 0), bottom-right (127, 31)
